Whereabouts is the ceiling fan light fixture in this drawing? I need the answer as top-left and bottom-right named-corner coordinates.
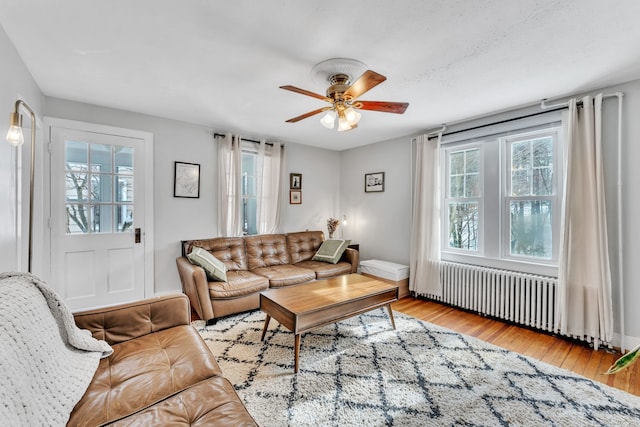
top-left (320, 109), bottom-right (337, 129)
top-left (345, 107), bottom-right (361, 125)
top-left (281, 59), bottom-right (409, 132)
top-left (337, 115), bottom-right (352, 132)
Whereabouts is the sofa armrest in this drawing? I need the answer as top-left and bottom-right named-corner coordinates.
top-left (342, 247), bottom-right (359, 274)
top-left (176, 256), bottom-right (215, 322)
top-left (73, 294), bottom-right (190, 345)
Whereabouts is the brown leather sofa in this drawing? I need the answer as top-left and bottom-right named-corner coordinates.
top-left (176, 230), bottom-right (359, 324)
top-left (70, 294), bottom-right (257, 426)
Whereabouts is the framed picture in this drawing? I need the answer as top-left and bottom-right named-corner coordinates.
top-left (174, 161), bottom-right (200, 198)
top-left (290, 173), bottom-right (302, 189)
top-left (365, 172), bottom-right (385, 193)
top-left (290, 190), bottom-right (302, 204)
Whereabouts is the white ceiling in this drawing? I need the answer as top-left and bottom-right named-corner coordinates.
top-left (2, 1), bottom-right (640, 151)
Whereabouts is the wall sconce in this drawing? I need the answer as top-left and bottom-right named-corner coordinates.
top-left (341, 215), bottom-right (347, 239)
top-left (7, 100), bottom-right (36, 272)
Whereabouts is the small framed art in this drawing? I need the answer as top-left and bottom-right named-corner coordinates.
top-left (174, 161), bottom-right (200, 198)
top-left (290, 190), bottom-right (302, 204)
top-left (365, 172), bottom-right (385, 193)
top-left (290, 173), bottom-right (302, 189)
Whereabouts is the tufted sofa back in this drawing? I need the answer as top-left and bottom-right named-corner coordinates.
top-left (285, 230), bottom-right (325, 264)
top-left (182, 237), bottom-right (248, 271)
top-left (244, 234), bottom-right (291, 269)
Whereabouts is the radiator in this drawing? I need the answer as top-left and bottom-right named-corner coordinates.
top-left (424, 261), bottom-right (557, 333)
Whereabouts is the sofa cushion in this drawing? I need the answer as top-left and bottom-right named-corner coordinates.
top-left (69, 325), bottom-right (222, 426)
top-left (286, 230), bottom-right (325, 264)
top-left (209, 270), bottom-right (270, 299)
top-left (108, 377), bottom-right (257, 426)
top-left (245, 234), bottom-right (291, 269)
top-left (184, 237), bottom-right (248, 271)
top-left (251, 264), bottom-right (316, 288)
top-left (312, 239), bottom-right (351, 264)
top-left (188, 247), bottom-right (228, 282)
top-left (294, 260), bottom-right (353, 278)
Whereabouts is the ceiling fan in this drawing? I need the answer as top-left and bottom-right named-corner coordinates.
top-left (280, 58), bottom-right (409, 132)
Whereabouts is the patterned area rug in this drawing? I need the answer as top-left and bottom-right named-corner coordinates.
top-left (193, 309), bottom-right (640, 426)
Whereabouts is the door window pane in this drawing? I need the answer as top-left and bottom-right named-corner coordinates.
top-left (65, 141), bottom-right (88, 171)
top-left (116, 176), bottom-right (134, 202)
top-left (91, 205), bottom-right (113, 233)
top-left (115, 146), bottom-right (133, 173)
top-left (91, 144), bottom-right (112, 173)
top-left (116, 205), bottom-right (134, 232)
top-left (66, 173), bottom-right (89, 201)
top-left (91, 174), bottom-right (112, 202)
top-left (66, 204), bottom-right (89, 234)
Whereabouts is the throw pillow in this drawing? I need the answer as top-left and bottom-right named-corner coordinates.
top-left (187, 247), bottom-right (228, 282)
top-left (312, 239), bottom-right (351, 264)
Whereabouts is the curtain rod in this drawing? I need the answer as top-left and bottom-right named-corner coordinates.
top-left (427, 106), bottom-right (566, 140)
top-left (213, 133), bottom-right (261, 144)
top-left (213, 133), bottom-right (281, 147)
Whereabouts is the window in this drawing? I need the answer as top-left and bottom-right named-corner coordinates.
top-left (441, 123), bottom-right (562, 274)
top-left (505, 133), bottom-right (556, 260)
top-left (65, 140), bottom-right (134, 234)
top-left (241, 145), bottom-right (258, 235)
top-left (445, 147), bottom-right (481, 251)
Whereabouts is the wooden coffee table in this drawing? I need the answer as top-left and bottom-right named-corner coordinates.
top-left (259, 273), bottom-right (399, 373)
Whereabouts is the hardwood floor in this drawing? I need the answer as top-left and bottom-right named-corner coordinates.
top-left (392, 296), bottom-right (640, 396)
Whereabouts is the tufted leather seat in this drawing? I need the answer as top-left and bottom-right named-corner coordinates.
top-left (70, 294), bottom-right (257, 426)
top-left (177, 231), bottom-right (358, 323)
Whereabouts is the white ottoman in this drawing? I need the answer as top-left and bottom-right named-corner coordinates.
top-left (360, 259), bottom-right (410, 298)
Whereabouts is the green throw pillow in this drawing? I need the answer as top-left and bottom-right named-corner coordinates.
top-left (312, 239), bottom-right (351, 264)
top-left (187, 247), bottom-right (228, 282)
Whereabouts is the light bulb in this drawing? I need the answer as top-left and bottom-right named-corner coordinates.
top-left (6, 112), bottom-right (24, 146)
top-left (320, 110), bottom-right (336, 129)
top-left (6, 125), bottom-right (24, 146)
top-left (345, 107), bottom-right (361, 125)
top-left (337, 116), bottom-right (351, 131)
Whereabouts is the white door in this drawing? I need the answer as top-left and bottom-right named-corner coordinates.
top-left (49, 121), bottom-right (152, 310)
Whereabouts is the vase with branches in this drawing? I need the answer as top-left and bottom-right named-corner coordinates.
top-left (327, 217), bottom-right (340, 239)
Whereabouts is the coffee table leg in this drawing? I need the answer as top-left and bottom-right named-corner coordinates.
top-left (261, 314), bottom-right (271, 341)
top-left (294, 334), bottom-right (301, 373)
top-left (386, 304), bottom-right (396, 330)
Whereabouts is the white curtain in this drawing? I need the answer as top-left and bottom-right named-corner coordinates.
top-left (555, 94), bottom-right (614, 348)
top-left (217, 133), bottom-right (243, 237)
top-left (256, 140), bottom-right (284, 234)
top-left (409, 133), bottom-right (442, 296)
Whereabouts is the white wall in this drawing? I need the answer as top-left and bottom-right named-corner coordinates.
top-left (281, 143), bottom-right (341, 233)
top-left (340, 136), bottom-right (413, 264)
top-left (0, 26), bottom-right (43, 273)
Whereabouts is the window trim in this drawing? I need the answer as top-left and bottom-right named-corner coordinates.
top-left (440, 120), bottom-right (563, 278)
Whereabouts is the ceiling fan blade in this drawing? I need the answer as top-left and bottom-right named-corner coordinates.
top-left (357, 101), bottom-right (409, 114)
top-left (285, 107), bottom-right (330, 123)
top-left (344, 70), bottom-right (386, 100)
top-left (280, 85), bottom-right (330, 102)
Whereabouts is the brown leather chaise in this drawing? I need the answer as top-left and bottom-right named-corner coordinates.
top-left (70, 294), bottom-right (257, 426)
